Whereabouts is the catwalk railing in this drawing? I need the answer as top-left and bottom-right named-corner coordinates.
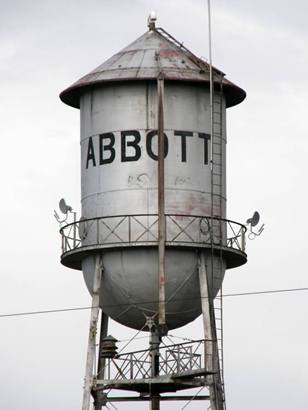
top-left (60, 214), bottom-right (246, 255)
top-left (98, 339), bottom-right (204, 382)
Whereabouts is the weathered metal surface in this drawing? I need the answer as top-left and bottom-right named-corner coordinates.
top-left (60, 27), bottom-right (247, 331)
top-left (77, 79), bottom-right (230, 330)
top-left (60, 213), bottom-right (246, 330)
top-left (79, 83), bottom-right (226, 221)
top-left (60, 29), bottom-right (245, 108)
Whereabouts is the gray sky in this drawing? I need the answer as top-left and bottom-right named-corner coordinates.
top-left (1, 1), bottom-right (307, 409)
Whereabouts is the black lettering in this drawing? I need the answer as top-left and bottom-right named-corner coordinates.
top-left (121, 130), bottom-right (141, 162)
top-left (146, 130), bottom-right (169, 161)
top-left (86, 137), bottom-right (96, 169)
top-left (99, 133), bottom-right (115, 165)
top-left (198, 133), bottom-right (211, 164)
top-left (174, 130), bottom-right (193, 162)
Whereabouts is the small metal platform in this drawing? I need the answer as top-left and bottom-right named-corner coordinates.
top-left (91, 338), bottom-right (216, 408)
top-left (96, 369), bottom-right (211, 394)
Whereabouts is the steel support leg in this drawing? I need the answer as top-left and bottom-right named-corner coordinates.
top-left (82, 254), bottom-right (102, 410)
top-left (93, 312), bottom-right (109, 410)
top-left (198, 252), bottom-right (224, 410)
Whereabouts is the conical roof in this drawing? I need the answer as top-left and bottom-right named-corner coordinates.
top-left (60, 28), bottom-right (246, 108)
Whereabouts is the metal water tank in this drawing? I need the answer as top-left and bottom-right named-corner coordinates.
top-left (60, 27), bottom-right (246, 330)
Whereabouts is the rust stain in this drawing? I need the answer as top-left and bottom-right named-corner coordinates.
top-left (159, 49), bottom-right (182, 58)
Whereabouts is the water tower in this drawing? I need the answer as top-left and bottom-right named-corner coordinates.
top-left (58, 16), bottom-right (248, 410)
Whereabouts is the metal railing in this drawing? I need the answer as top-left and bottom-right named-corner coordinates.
top-left (60, 214), bottom-right (246, 255)
top-left (101, 339), bottom-right (204, 382)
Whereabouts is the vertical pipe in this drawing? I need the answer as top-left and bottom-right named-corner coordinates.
top-left (151, 395), bottom-right (160, 410)
top-left (157, 73), bottom-right (166, 327)
top-left (97, 219), bottom-right (99, 244)
top-left (150, 329), bottom-right (160, 410)
top-left (82, 254), bottom-right (102, 410)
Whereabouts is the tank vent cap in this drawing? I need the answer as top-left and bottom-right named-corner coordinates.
top-left (147, 11), bottom-right (157, 30)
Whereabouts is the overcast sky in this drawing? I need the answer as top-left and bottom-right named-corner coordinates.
top-left (1, 1), bottom-right (308, 409)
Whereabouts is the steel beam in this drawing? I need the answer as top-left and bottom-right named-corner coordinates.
top-left (82, 254), bottom-right (102, 410)
top-left (94, 312), bottom-right (109, 410)
top-left (198, 252), bottom-right (224, 410)
top-left (107, 395), bottom-right (210, 402)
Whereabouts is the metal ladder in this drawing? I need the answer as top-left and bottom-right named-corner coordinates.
top-left (210, 74), bottom-right (227, 410)
top-left (157, 23), bottom-right (227, 409)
